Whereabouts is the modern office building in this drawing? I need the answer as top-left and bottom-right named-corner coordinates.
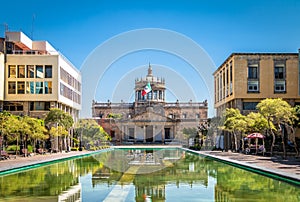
top-left (0, 31), bottom-right (81, 121)
top-left (214, 52), bottom-right (300, 117)
top-left (92, 65), bottom-right (208, 144)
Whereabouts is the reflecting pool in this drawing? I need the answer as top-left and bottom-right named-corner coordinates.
top-left (0, 148), bottom-right (299, 202)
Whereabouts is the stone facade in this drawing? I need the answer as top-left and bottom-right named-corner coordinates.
top-left (92, 65), bottom-right (208, 144)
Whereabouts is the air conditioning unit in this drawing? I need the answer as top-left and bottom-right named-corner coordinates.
top-left (248, 83), bottom-right (258, 92)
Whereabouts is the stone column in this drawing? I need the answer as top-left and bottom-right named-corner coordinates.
top-left (162, 127), bottom-right (165, 143)
top-left (134, 125), bottom-right (136, 143)
top-left (153, 125), bottom-right (155, 143)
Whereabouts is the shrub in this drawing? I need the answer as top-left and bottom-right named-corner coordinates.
top-left (27, 145), bottom-right (34, 153)
top-left (71, 147), bottom-right (79, 151)
top-left (6, 145), bottom-right (20, 151)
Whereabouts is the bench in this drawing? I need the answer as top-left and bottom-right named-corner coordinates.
top-left (21, 149), bottom-right (31, 157)
top-left (0, 151), bottom-right (10, 160)
top-left (37, 148), bottom-right (46, 155)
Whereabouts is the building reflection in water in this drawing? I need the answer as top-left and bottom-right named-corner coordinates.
top-left (58, 184), bottom-right (81, 202)
top-left (91, 149), bottom-right (210, 201)
top-left (1, 149), bottom-right (299, 201)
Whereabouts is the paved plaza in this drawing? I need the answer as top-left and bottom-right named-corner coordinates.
top-left (0, 150), bottom-right (95, 173)
top-left (198, 150), bottom-right (300, 181)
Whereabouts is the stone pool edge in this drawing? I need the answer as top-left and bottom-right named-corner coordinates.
top-left (184, 148), bottom-right (300, 186)
top-left (0, 148), bottom-right (113, 176)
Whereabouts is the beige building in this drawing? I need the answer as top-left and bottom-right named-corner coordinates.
top-left (92, 65), bottom-right (208, 145)
top-left (214, 51), bottom-right (300, 150)
top-left (0, 31), bottom-right (81, 121)
top-left (214, 52), bottom-right (300, 117)
top-left (0, 52), bottom-right (4, 102)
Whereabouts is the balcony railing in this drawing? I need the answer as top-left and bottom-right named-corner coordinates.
top-left (8, 50), bottom-right (56, 55)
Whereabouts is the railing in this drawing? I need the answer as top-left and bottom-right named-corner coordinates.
top-left (94, 102), bottom-right (207, 108)
top-left (9, 50), bottom-right (56, 55)
top-left (93, 102), bottom-right (134, 108)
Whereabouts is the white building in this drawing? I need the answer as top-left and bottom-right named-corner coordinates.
top-left (0, 31), bottom-right (81, 122)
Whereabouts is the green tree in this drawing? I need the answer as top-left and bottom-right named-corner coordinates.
top-left (182, 127), bottom-right (198, 149)
top-left (245, 112), bottom-right (271, 134)
top-left (0, 111), bottom-right (12, 151)
top-left (257, 98), bottom-right (297, 157)
top-left (44, 108), bottom-right (74, 129)
top-left (5, 115), bottom-right (30, 155)
top-left (107, 113), bottom-right (123, 119)
top-left (74, 119), bottom-right (110, 150)
top-left (206, 117), bottom-right (223, 148)
top-left (44, 108), bottom-right (74, 152)
top-left (221, 108), bottom-right (247, 152)
top-left (24, 116), bottom-right (48, 153)
top-left (245, 112), bottom-right (272, 154)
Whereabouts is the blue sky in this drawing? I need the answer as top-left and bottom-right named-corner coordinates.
top-left (1, 0), bottom-right (300, 117)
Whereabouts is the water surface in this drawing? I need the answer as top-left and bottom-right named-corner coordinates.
top-left (0, 148), bottom-right (299, 202)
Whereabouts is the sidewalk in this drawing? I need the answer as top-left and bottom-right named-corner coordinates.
top-left (0, 151), bottom-right (95, 173)
top-left (197, 150), bottom-right (300, 182)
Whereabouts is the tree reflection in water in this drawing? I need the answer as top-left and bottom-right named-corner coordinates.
top-left (0, 149), bottom-right (299, 201)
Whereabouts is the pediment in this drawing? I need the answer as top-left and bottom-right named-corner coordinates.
top-left (131, 110), bottom-right (173, 122)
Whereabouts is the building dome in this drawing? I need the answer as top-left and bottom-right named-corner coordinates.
top-left (135, 63), bottom-right (165, 103)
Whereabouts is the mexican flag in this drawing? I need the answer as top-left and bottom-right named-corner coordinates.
top-left (142, 82), bottom-right (152, 96)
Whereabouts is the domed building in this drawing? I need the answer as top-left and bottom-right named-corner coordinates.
top-left (92, 64), bottom-right (208, 145)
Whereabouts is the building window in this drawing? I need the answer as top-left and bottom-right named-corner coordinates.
top-left (159, 91), bottom-right (162, 100)
top-left (60, 83), bottom-right (81, 104)
top-left (168, 114), bottom-right (173, 119)
top-left (248, 65), bottom-right (258, 79)
top-left (248, 80), bottom-right (259, 92)
top-left (60, 67), bottom-right (81, 91)
top-left (45, 81), bottom-right (52, 94)
top-left (45, 65), bottom-right (52, 78)
top-left (153, 90), bottom-right (157, 99)
top-left (18, 65), bottom-right (25, 78)
top-left (196, 113), bottom-right (200, 119)
top-left (137, 91), bottom-right (141, 100)
top-left (3, 102), bottom-right (23, 111)
top-left (26, 81), bottom-right (35, 94)
top-left (27, 65), bottom-right (35, 78)
top-left (17, 81), bottom-right (25, 94)
top-left (35, 82), bottom-right (43, 94)
top-left (36, 65), bottom-right (44, 78)
top-left (243, 102), bottom-right (259, 110)
top-left (128, 128), bottom-right (134, 139)
top-left (8, 81), bottom-right (16, 94)
top-left (229, 62), bottom-right (233, 95)
top-left (275, 66), bottom-right (284, 79)
top-left (182, 113), bottom-right (187, 119)
top-left (274, 64), bottom-right (286, 93)
top-left (147, 91), bottom-right (152, 100)
top-left (8, 65), bottom-right (16, 78)
top-left (165, 128), bottom-right (171, 139)
top-left (274, 80), bottom-right (286, 92)
top-left (30, 101), bottom-right (50, 111)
